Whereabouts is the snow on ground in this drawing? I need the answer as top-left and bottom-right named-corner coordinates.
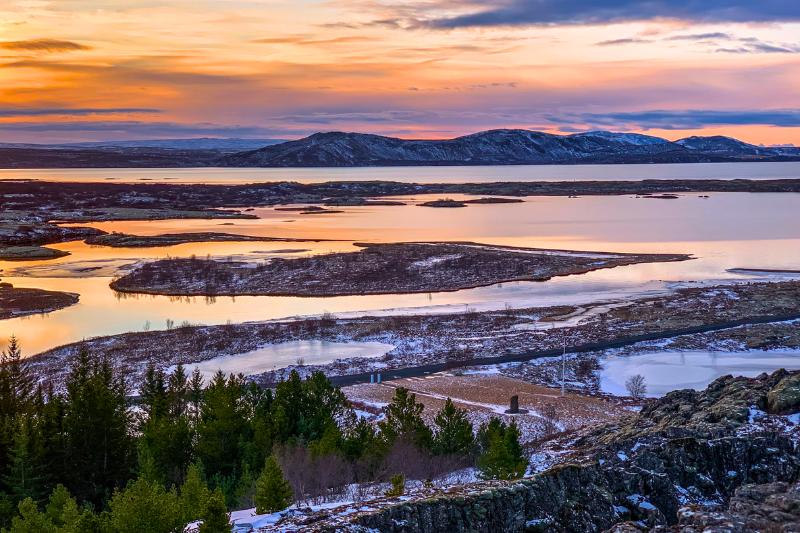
top-left (344, 373), bottom-right (625, 444)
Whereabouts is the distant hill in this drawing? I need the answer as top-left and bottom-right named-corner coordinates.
top-left (58, 138), bottom-right (286, 152)
top-left (0, 138), bottom-right (285, 168)
top-left (0, 130), bottom-right (798, 168)
top-left (220, 130), bottom-right (800, 167)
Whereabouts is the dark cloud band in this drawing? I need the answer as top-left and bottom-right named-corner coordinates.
top-left (545, 109), bottom-right (800, 130)
top-left (425, 1), bottom-right (800, 28)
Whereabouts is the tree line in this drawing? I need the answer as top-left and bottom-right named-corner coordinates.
top-left (0, 336), bottom-right (526, 532)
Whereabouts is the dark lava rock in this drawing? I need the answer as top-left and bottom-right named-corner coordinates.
top-left (297, 371), bottom-right (800, 532)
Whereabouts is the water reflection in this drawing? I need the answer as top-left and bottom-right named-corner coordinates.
top-left (1, 161), bottom-right (799, 184)
top-left (3, 193), bottom-right (800, 355)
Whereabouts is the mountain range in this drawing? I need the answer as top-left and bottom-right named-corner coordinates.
top-left (1, 130), bottom-right (798, 168)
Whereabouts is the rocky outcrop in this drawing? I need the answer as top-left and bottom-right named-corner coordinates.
top-left (285, 371), bottom-right (800, 532)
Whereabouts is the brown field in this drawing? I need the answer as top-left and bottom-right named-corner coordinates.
top-left (344, 372), bottom-right (628, 443)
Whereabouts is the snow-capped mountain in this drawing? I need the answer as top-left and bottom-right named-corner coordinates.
top-left (220, 129), bottom-right (800, 167)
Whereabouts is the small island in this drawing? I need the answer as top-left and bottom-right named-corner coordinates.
top-left (109, 241), bottom-right (691, 297)
top-left (84, 231), bottom-right (335, 248)
top-left (419, 199), bottom-right (468, 208)
top-left (0, 246), bottom-right (70, 261)
top-left (463, 197), bottom-right (525, 204)
top-left (0, 281), bottom-right (79, 320)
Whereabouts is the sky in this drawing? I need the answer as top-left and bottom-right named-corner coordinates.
top-left (0, 0), bottom-right (799, 144)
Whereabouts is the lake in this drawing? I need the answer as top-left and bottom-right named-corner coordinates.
top-left (1, 161), bottom-right (800, 184)
top-left (3, 191), bottom-right (800, 356)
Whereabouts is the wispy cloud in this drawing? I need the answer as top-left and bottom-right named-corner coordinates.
top-left (596, 38), bottom-right (653, 46)
top-left (596, 31), bottom-right (800, 54)
top-left (253, 35), bottom-right (373, 46)
top-left (0, 107), bottom-right (160, 117)
top-left (0, 39), bottom-right (90, 53)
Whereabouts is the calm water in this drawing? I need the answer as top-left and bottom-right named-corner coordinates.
top-left (600, 350), bottom-right (800, 397)
top-left (1, 161), bottom-right (800, 184)
top-left (3, 192), bottom-right (800, 356)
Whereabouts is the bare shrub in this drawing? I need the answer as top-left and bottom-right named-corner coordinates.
top-left (625, 374), bottom-right (647, 399)
top-left (540, 402), bottom-right (561, 436)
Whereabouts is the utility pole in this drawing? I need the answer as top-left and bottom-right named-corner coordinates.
top-left (560, 339), bottom-right (566, 396)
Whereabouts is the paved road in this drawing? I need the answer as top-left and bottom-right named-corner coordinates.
top-left (327, 313), bottom-right (800, 388)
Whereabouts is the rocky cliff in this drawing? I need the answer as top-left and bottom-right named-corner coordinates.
top-left (280, 370), bottom-right (800, 532)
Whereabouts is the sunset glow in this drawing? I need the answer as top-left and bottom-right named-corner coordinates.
top-left (1, 1), bottom-right (799, 144)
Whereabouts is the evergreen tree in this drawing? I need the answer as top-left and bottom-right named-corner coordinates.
top-left (195, 372), bottom-right (249, 484)
top-left (378, 387), bottom-right (432, 450)
top-left (340, 417), bottom-right (378, 461)
top-left (179, 463), bottom-right (210, 523)
top-left (234, 463), bottom-right (256, 510)
top-left (0, 337), bottom-right (34, 419)
top-left (167, 364), bottom-right (189, 419)
top-left (138, 364), bottom-right (192, 487)
top-left (198, 489), bottom-right (228, 533)
top-left (41, 485), bottom-right (88, 533)
top-left (254, 456), bottom-right (292, 514)
top-left (34, 391), bottom-right (67, 493)
top-left (476, 418), bottom-right (526, 480)
top-left (0, 336), bottom-right (35, 485)
top-left (107, 478), bottom-right (183, 533)
top-left (3, 420), bottom-right (44, 504)
top-left (62, 347), bottom-right (135, 507)
top-left (432, 398), bottom-right (474, 456)
top-left (300, 372), bottom-right (348, 442)
top-left (188, 369), bottom-right (204, 428)
top-left (7, 498), bottom-right (53, 533)
top-left (43, 484), bottom-right (73, 525)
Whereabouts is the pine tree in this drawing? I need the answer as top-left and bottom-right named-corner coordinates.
top-left (179, 463), bottom-right (210, 523)
top-left (188, 368), bottom-right (204, 428)
top-left (167, 364), bottom-right (189, 418)
top-left (3, 420), bottom-right (45, 504)
top-left (195, 372), bottom-right (248, 482)
top-left (477, 418), bottom-right (527, 480)
top-left (0, 336), bottom-right (35, 483)
top-left (107, 478), bottom-right (183, 533)
top-left (7, 497), bottom-right (54, 533)
top-left (139, 363), bottom-right (193, 488)
top-left (234, 463), bottom-right (256, 510)
top-left (378, 387), bottom-right (432, 450)
top-left (0, 337), bottom-right (33, 415)
top-left (44, 484), bottom-right (73, 525)
top-left (432, 398), bottom-right (474, 456)
top-left (63, 347), bottom-right (135, 507)
top-left (198, 488), bottom-right (228, 533)
top-left (254, 456), bottom-right (292, 514)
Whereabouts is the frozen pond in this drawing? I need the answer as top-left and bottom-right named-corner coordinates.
top-left (177, 340), bottom-right (395, 381)
top-left (600, 350), bottom-right (800, 397)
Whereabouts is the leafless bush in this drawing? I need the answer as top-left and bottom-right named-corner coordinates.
top-left (625, 374), bottom-right (647, 399)
top-left (540, 402), bottom-right (561, 436)
top-left (275, 445), bottom-right (352, 506)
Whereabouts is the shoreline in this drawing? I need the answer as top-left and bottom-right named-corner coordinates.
top-left (28, 280), bottom-right (800, 389)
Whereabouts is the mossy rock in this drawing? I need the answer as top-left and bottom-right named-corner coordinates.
top-left (767, 374), bottom-right (800, 413)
